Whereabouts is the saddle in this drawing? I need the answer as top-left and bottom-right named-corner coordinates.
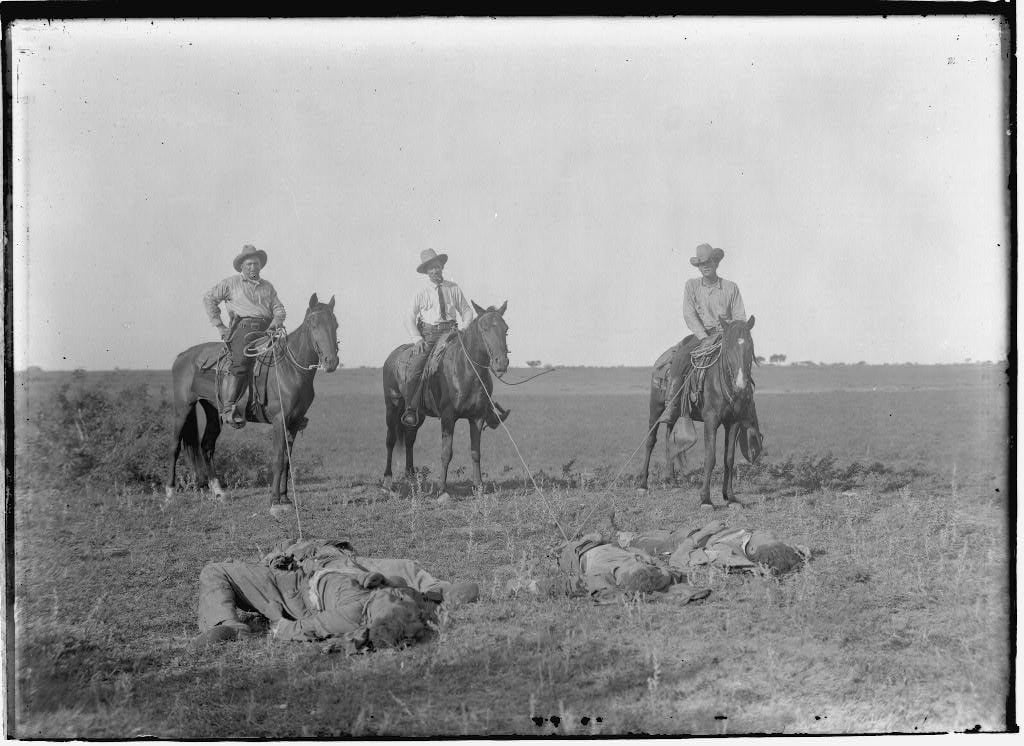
top-left (395, 330), bottom-right (459, 387)
top-left (652, 336), bottom-right (715, 416)
top-left (195, 346), bottom-right (274, 424)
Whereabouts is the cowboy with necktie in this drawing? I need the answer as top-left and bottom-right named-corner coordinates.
top-left (401, 249), bottom-right (476, 427)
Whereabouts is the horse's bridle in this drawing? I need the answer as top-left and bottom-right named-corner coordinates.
top-left (458, 311), bottom-right (508, 376)
top-left (718, 324), bottom-right (754, 407)
top-left (267, 309), bottom-right (338, 372)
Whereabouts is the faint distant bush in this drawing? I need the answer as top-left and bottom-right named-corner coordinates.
top-left (743, 453), bottom-right (922, 493)
top-left (17, 379), bottom-right (281, 491)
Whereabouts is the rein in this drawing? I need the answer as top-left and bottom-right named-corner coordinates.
top-left (454, 312), bottom-right (557, 385)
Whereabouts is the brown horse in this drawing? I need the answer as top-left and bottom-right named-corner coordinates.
top-left (639, 316), bottom-right (763, 507)
top-left (382, 301), bottom-right (510, 500)
top-left (166, 294), bottom-right (339, 514)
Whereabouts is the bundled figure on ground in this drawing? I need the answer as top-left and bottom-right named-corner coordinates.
top-left (192, 538), bottom-right (479, 653)
top-left (203, 244), bottom-right (287, 428)
top-left (511, 519), bottom-right (809, 602)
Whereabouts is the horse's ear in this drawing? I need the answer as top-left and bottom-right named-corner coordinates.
top-left (472, 300), bottom-right (486, 315)
top-left (497, 300), bottom-right (508, 316)
top-left (718, 315), bottom-right (729, 329)
top-left (309, 293), bottom-right (319, 308)
top-left (747, 315), bottom-right (756, 331)
top-left (328, 295), bottom-right (335, 311)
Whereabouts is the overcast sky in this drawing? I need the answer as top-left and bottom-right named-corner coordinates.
top-left (9, 16), bottom-right (1010, 369)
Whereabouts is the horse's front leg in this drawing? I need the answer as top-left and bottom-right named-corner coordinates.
top-left (700, 415), bottom-right (719, 508)
top-left (723, 420), bottom-right (743, 506)
top-left (269, 418), bottom-right (291, 517)
top-left (469, 418), bottom-right (483, 492)
top-left (437, 413), bottom-right (456, 500)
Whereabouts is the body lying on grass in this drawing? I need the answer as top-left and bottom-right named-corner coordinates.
top-left (193, 538), bottom-right (479, 653)
top-left (509, 520), bottom-right (809, 602)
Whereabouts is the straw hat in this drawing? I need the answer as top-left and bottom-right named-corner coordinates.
top-left (233, 244), bottom-right (267, 272)
top-left (690, 243), bottom-right (725, 266)
top-left (416, 248), bottom-right (449, 274)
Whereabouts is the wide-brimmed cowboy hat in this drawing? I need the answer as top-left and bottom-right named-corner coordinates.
top-left (233, 244), bottom-right (268, 272)
top-left (416, 248), bottom-right (448, 274)
top-left (690, 243), bottom-right (725, 266)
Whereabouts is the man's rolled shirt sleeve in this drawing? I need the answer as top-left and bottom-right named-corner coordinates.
top-left (407, 291), bottom-right (425, 343)
top-left (266, 282), bottom-right (287, 326)
top-left (682, 281), bottom-right (708, 339)
top-left (451, 286), bottom-right (476, 330)
top-left (728, 284), bottom-right (747, 323)
top-left (203, 280), bottom-right (231, 327)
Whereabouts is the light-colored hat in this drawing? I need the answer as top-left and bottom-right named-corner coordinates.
top-left (233, 244), bottom-right (268, 272)
top-left (690, 243), bottom-right (725, 266)
top-left (417, 248), bottom-right (448, 274)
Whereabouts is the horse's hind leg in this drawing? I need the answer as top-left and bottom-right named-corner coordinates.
top-left (699, 417), bottom-right (719, 508)
top-left (638, 395), bottom-right (661, 492)
top-left (166, 406), bottom-right (194, 498)
top-left (198, 400), bottom-right (225, 499)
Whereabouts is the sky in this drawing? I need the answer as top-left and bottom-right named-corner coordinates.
top-left (7, 16), bottom-right (1011, 369)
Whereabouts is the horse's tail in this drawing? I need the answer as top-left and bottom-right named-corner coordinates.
top-left (179, 405), bottom-right (202, 475)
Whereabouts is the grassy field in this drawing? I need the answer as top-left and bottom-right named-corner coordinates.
top-left (10, 364), bottom-right (1013, 736)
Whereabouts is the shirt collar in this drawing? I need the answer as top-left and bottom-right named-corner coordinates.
top-left (700, 276), bottom-right (722, 289)
top-left (240, 274), bottom-right (262, 286)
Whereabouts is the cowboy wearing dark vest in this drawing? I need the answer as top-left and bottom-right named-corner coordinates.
top-left (659, 243), bottom-right (747, 444)
top-left (203, 245), bottom-right (286, 428)
top-left (401, 249), bottom-right (476, 427)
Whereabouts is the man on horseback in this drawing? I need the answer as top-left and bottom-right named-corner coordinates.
top-left (203, 244), bottom-right (286, 428)
top-left (658, 243), bottom-right (747, 442)
top-left (400, 249), bottom-right (477, 427)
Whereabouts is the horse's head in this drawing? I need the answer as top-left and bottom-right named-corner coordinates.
top-left (469, 300), bottom-right (510, 375)
top-left (720, 315), bottom-right (756, 393)
top-left (304, 293), bottom-right (340, 372)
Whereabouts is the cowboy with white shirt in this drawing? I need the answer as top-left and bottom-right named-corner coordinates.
top-left (401, 249), bottom-right (476, 427)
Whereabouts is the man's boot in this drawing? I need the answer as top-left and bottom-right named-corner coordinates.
top-left (658, 378), bottom-right (682, 424)
top-left (484, 402), bottom-right (512, 429)
top-left (402, 385), bottom-right (422, 427)
top-left (221, 374), bottom-right (248, 429)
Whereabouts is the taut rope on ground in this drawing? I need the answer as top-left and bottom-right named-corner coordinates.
top-left (456, 331), bottom-right (569, 542)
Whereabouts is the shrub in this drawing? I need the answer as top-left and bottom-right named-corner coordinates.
top-left (17, 379), bottom-right (285, 491)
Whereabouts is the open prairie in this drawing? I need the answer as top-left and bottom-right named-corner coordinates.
top-left (11, 363), bottom-right (1012, 736)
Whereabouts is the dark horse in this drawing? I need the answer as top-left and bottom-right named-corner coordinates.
top-left (639, 316), bottom-right (763, 507)
top-left (382, 301), bottom-right (510, 500)
top-left (166, 294), bottom-right (339, 514)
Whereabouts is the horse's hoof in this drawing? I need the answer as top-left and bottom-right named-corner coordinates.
top-left (727, 501), bottom-right (745, 510)
top-left (269, 503), bottom-right (292, 519)
top-left (437, 493), bottom-right (451, 505)
top-left (636, 487), bottom-right (648, 495)
top-left (382, 476), bottom-right (393, 490)
top-left (164, 486), bottom-right (175, 499)
top-left (210, 479), bottom-right (227, 501)
top-left (699, 502), bottom-right (714, 510)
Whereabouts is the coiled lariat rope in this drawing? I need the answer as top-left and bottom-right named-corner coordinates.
top-left (455, 330), bottom-right (569, 542)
